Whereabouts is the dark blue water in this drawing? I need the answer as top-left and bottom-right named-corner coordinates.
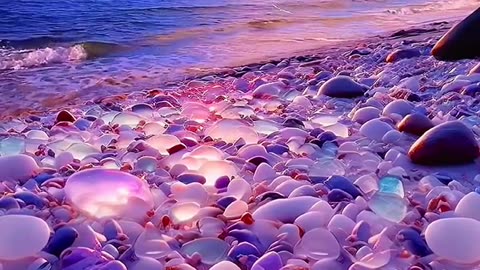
top-left (0, 0), bottom-right (477, 115)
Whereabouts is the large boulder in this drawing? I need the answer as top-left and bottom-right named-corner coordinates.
top-left (432, 8), bottom-right (480, 61)
top-left (408, 121), bottom-right (479, 165)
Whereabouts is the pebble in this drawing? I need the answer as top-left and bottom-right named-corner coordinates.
top-left (386, 48), bottom-right (421, 63)
top-left (425, 217), bottom-right (480, 264)
top-left (408, 121), bottom-right (479, 165)
top-left (382, 99), bottom-right (414, 117)
top-left (397, 113), bottom-right (434, 136)
top-left (360, 118), bottom-right (393, 141)
top-left (318, 76), bottom-right (366, 98)
top-left (352, 107), bottom-right (381, 124)
top-left (0, 154), bottom-right (39, 183)
top-left (0, 215), bottom-right (50, 260)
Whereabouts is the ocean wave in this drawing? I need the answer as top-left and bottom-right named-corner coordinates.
top-left (385, 0), bottom-right (479, 15)
top-left (0, 41), bottom-right (122, 71)
top-left (0, 36), bottom-right (73, 50)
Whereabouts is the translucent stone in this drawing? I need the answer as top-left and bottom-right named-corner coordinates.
top-left (146, 135), bottom-right (181, 155)
top-left (295, 211), bottom-right (331, 231)
top-left (131, 103), bottom-right (154, 117)
top-left (378, 176), bottom-right (404, 198)
top-left (206, 119), bottom-right (258, 144)
top-left (0, 215), bottom-right (50, 260)
top-left (426, 217), bottom-right (480, 264)
top-left (220, 105), bottom-right (255, 119)
top-left (226, 178), bottom-right (252, 201)
top-left (186, 146), bottom-right (224, 162)
top-left (170, 202), bottom-right (201, 223)
top-left (110, 112), bottom-right (144, 128)
top-left (324, 123), bottom-right (349, 138)
top-left (253, 120), bottom-right (281, 135)
top-left (360, 119), bottom-right (393, 141)
top-left (65, 169), bottom-right (153, 219)
top-left (170, 182), bottom-right (208, 206)
top-left (198, 160), bottom-right (237, 186)
top-left (181, 102), bottom-right (211, 123)
top-left (223, 200), bottom-right (248, 219)
top-left (354, 175), bottom-right (379, 194)
top-left (311, 114), bottom-right (339, 126)
top-left (210, 261), bottom-right (241, 270)
top-left (180, 238), bottom-right (229, 265)
top-left (0, 137), bottom-right (26, 156)
top-left (0, 154), bottom-right (39, 182)
top-left (134, 223), bottom-right (170, 259)
top-left (295, 228), bottom-right (340, 260)
top-left (65, 143), bottom-right (99, 160)
top-left (353, 250), bottom-right (391, 269)
top-left (253, 197), bottom-right (321, 223)
top-left (309, 159), bottom-right (345, 178)
top-left (143, 122), bottom-right (166, 136)
top-left (198, 217), bottom-right (225, 237)
top-left (456, 192), bottom-right (480, 221)
top-left (327, 214), bottom-right (356, 238)
top-left (368, 192), bottom-right (407, 223)
top-left (135, 156), bottom-right (158, 173)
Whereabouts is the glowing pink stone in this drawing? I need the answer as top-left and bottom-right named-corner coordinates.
top-left (206, 119), bottom-right (258, 144)
top-left (198, 160), bottom-right (237, 186)
top-left (65, 168), bottom-right (153, 219)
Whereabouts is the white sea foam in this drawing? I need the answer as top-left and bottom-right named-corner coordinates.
top-left (0, 45), bottom-right (87, 71)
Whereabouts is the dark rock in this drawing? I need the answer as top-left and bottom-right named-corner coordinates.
top-left (265, 144), bottom-right (289, 155)
top-left (396, 228), bottom-right (432, 257)
top-left (328, 189), bottom-right (353, 202)
top-left (177, 173), bottom-right (206, 184)
top-left (167, 143), bottom-right (187, 155)
top-left (56, 110), bottom-right (76, 123)
top-left (386, 48), bottom-right (421, 63)
top-left (398, 113), bottom-right (434, 136)
top-left (432, 8), bottom-right (480, 61)
top-left (283, 118), bottom-right (304, 129)
top-left (0, 197), bottom-right (20, 210)
top-left (215, 176), bottom-right (230, 189)
top-left (318, 76), bottom-right (366, 98)
top-left (217, 196), bottom-right (237, 210)
top-left (408, 121), bottom-right (479, 165)
top-left (391, 28), bottom-right (436, 38)
top-left (45, 226), bottom-right (79, 257)
top-left (461, 83), bottom-right (480, 96)
top-left (324, 175), bottom-right (361, 198)
top-left (248, 156), bottom-right (269, 166)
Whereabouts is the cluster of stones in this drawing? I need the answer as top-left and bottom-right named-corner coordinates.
top-left (0, 8), bottom-right (480, 270)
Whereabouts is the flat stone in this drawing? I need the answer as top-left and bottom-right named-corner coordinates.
top-left (408, 121), bottom-right (479, 165)
top-left (318, 76), bottom-right (366, 98)
top-left (432, 8), bottom-right (480, 61)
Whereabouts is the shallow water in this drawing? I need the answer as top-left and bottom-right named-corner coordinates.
top-left (0, 0), bottom-right (478, 115)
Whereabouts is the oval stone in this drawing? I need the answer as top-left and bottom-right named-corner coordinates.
top-left (408, 121), bottom-right (479, 165)
top-left (397, 113), bottom-right (434, 136)
top-left (0, 215), bottom-right (50, 260)
top-left (425, 217), bottom-right (480, 264)
top-left (318, 76), bottom-right (366, 98)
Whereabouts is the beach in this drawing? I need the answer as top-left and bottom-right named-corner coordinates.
top-left (2, 1), bottom-right (480, 270)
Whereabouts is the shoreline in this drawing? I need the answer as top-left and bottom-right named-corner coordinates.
top-left (2, 11), bottom-right (480, 269)
top-left (0, 19), bottom-right (458, 121)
